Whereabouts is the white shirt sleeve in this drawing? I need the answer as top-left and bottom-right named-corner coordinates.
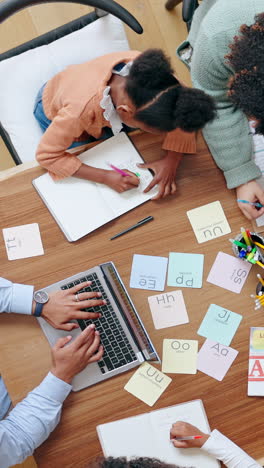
top-left (0, 372), bottom-right (72, 468)
top-left (202, 429), bottom-right (262, 468)
top-left (0, 277), bottom-right (33, 315)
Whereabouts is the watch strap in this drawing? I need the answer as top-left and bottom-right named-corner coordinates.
top-left (33, 302), bottom-right (44, 317)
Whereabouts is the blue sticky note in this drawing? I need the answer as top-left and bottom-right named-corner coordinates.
top-left (167, 252), bottom-right (204, 288)
top-left (130, 254), bottom-right (168, 291)
top-left (197, 304), bottom-right (242, 346)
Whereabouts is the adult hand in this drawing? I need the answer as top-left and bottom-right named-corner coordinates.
top-left (104, 169), bottom-right (139, 193)
top-left (236, 180), bottom-right (264, 220)
top-left (138, 152), bottom-right (182, 200)
top-left (36, 281), bottom-right (106, 331)
top-left (170, 421), bottom-right (209, 449)
top-left (50, 324), bottom-right (103, 383)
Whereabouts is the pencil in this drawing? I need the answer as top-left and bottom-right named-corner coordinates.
top-left (254, 241), bottom-right (264, 249)
top-left (257, 274), bottom-right (264, 287)
top-left (240, 227), bottom-right (251, 247)
top-left (108, 163), bottom-right (130, 177)
top-left (229, 238), bottom-right (247, 249)
top-left (256, 260), bottom-right (264, 269)
top-left (246, 229), bottom-right (253, 246)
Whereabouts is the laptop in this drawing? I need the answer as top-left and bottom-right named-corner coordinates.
top-left (37, 261), bottom-right (160, 391)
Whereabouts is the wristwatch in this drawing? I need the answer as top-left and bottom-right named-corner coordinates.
top-left (33, 290), bottom-right (49, 317)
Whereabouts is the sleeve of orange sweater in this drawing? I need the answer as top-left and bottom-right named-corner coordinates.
top-left (36, 106), bottom-right (85, 180)
top-left (162, 128), bottom-right (197, 154)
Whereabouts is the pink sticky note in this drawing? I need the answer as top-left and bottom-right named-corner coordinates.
top-left (197, 338), bottom-right (238, 381)
top-left (148, 290), bottom-right (189, 329)
top-left (207, 251), bottom-right (251, 293)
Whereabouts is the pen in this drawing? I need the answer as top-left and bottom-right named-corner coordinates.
top-left (108, 163), bottom-right (130, 177)
top-left (171, 436), bottom-right (203, 441)
top-left (237, 199), bottom-right (264, 208)
top-left (110, 216), bottom-right (154, 240)
top-left (107, 163), bottom-right (140, 178)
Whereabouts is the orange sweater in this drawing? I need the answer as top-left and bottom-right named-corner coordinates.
top-left (37, 51), bottom-right (196, 180)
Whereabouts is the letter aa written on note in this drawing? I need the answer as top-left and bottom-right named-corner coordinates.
top-left (211, 343), bottom-right (229, 357)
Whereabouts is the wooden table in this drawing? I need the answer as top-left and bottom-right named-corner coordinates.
top-left (0, 132), bottom-right (263, 467)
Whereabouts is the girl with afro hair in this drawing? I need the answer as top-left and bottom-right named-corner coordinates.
top-left (34, 49), bottom-right (216, 199)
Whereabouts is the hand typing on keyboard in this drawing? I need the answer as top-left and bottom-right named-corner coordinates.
top-left (40, 281), bottom-right (106, 331)
top-left (50, 324), bottom-right (104, 383)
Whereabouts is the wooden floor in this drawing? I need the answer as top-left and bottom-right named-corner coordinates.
top-left (0, 0), bottom-right (190, 171)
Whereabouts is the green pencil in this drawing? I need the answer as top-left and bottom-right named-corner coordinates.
top-left (229, 238), bottom-right (247, 249)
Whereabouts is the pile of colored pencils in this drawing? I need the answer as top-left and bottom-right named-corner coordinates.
top-left (229, 227), bottom-right (264, 268)
top-left (251, 274), bottom-right (264, 309)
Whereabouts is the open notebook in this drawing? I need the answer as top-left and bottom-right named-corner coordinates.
top-left (32, 132), bottom-right (157, 241)
top-left (96, 399), bottom-right (220, 467)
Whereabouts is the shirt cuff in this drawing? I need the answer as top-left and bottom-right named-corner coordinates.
top-left (34, 372), bottom-right (72, 403)
top-left (11, 283), bottom-right (34, 315)
top-left (224, 161), bottom-right (261, 189)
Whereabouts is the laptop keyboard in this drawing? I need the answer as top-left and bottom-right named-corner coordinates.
top-left (61, 273), bottom-right (137, 373)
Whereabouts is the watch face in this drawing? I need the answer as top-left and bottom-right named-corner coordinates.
top-left (34, 290), bottom-right (49, 304)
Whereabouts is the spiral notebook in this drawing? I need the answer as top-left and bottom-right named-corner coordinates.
top-left (32, 132), bottom-right (156, 242)
top-left (96, 399), bottom-right (220, 467)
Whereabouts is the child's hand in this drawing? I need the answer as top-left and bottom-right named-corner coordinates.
top-left (138, 152), bottom-right (181, 200)
top-left (236, 180), bottom-right (264, 220)
top-left (104, 170), bottom-right (139, 193)
top-left (170, 421), bottom-right (209, 449)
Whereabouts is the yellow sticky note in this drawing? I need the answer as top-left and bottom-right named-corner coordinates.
top-left (252, 329), bottom-right (264, 350)
top-left (162, 339), bottom-right (198, 374)
top-left (187, 201), bottom-right (231, 244)
top-left (124, 362), bottom-right (172, 406)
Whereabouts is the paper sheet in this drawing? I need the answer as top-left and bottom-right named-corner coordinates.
top-left (187, 201), bottom-right (231, 244)
top-left (162, 338), bottom-right (198, 374)
top-left (2, 223), bottom-right (44, 260)
top-left (124, 362), bottom-right (172, 406)
top-left (167, 252), bottom-right (204, 288)
top-left (130, 254), bottom-right (168, 291)
top-left (148, 290), bottom-right (189, 329)
top-left (197, 303), bottom-right (242, 346)
top-left (207, 251), bottom-right (251, 294)
top-left (197, 338), bottom-right (238, 381)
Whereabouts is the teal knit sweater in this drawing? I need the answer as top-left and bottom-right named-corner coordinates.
top-left (177, 0), bottom-right (263, 189)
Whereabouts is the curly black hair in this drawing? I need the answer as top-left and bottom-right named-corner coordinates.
top-left (88, 456), bottom-right (193, 468)
top-left (226, 13), bottom-right (264, 135)
top-left (125, 49), bottom-right (216, 133)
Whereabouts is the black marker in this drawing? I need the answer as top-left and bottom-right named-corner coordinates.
top-left (110, 216), bottom-right (154, 240)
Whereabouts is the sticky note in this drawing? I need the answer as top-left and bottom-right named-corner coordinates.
top-left (148, 290), bottom-right (189, 330)
top-left (167, 252), bottom-right (204, 288)
top-left (197, 304), bottom-right (242, 346)
top-left (207, 251), bottom-right (251, 294)
top-left (162, 339), bottom-right (198, 374)
top-left (124, 362), bottom-right (171, 406)
top-left (187, 201), bottom-right (231, 244)
top-left (251, 328), bottom-right (264, 350)
top-left (130, 254), bottom-right (168, 291)
top-left (2, 223), bottom-right (44, 260)
top-left (197, 339), bottom-right (238, 381)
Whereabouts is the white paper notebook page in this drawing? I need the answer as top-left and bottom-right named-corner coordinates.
top-left (34, 174), bottom-right (113, 240)
top-left (150, 401), bottom-right (219, 467)
top-left (79, 132), bottom-right (157, 217)
top-left (97, 413), bottom-right (154, 457)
